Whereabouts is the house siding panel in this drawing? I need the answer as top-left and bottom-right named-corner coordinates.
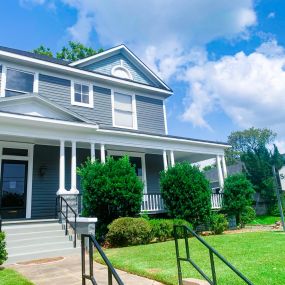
top-left (84, 54), bottom-right (158, 87)
top-left (145, 154), bottom-right (164, 194)
top-left (31, 145), bottom-right (90, 219)
top-left (0, 65), bottom-right (2, 94)
top-left (136, 95), bottom-right (165, 134)
top-left (38, 74), bottom-right (113, 125)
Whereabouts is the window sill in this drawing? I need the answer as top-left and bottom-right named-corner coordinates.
top-left (113, 124), bottom-right (138, 131)
top-left (71, 101), bottom-right (94, 109)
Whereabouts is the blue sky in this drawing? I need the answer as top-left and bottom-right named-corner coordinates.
top-left (1, 1), bottom-right (285, 148)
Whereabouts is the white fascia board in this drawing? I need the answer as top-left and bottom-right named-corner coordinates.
top-left (0, 50), bottom-right (173, 97)
top-left (70, 45), bottom-right (171, 92)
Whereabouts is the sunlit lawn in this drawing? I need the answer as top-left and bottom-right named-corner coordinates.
top-left (96, 231), bottom-right (285, 285)
top-left (0, 268), bottom-right (34, 285)
top-left (249, 215), bottom-right (280, 225)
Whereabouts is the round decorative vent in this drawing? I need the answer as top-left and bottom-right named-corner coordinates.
top-left (111, 65), bottom-right (133, 80)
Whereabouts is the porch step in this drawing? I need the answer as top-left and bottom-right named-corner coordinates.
top-left (2, 220), bottom-right (79, 264)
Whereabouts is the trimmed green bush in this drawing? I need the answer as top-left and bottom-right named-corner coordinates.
top-left (149, 219), bottom-right (173, 241)
top-left (223, 174), bottom-right (255, 227)
top-left (78, 156), bottom-right (144, 237)
top-left (160, 162), bottom-right (212, 227)
top-left (210, 213), bottom-right (228, 234)
top-left (106, 217), bottom-right (152, 247)
top-left (241, 206), bottom-right (256, 225)
top-left (0, 232), bottom-right (8, 265)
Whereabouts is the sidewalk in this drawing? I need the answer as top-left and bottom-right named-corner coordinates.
top-left (8, 254), bottom-right (164, 285)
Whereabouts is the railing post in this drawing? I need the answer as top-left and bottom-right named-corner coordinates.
top-left (81, 235), bottom-right (86, 285)
top-left (174, 226), bottom-right (183, 285)
top-left (108, 267), bottom-right (113, 285)
top-left (65, 204), bottom-right (68, 236)
top-left (209, 250), bottom-right (217, 285)
top-left (89, 237), bottom-right (94, 280)
top-left (74, 215), bottom-right (77, 248)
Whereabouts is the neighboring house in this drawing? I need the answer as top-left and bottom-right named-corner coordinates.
top-left (0, 44), bottom-right (230, 220)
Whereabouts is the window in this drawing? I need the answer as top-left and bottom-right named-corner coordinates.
top-left (113, 92), bottom-right (136, 129)
top-left (71, 82), bottom-right (93, 108)
top-left (5, 68), bottom-right (34, 97)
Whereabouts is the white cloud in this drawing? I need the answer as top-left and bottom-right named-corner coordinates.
top-left (181, 41), bottom-right (285, 138)
top-left (267, 12), bottom-right (275, 19)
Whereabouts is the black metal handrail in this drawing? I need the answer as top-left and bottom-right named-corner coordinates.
top-left (81, 233), bottom-right (124, 285)
top-left (56, 196), bottom-right (78, 248)
top-left (174, 225), bottom-right (254, 285)
top-left (0, 215), bottom-right (2, 232)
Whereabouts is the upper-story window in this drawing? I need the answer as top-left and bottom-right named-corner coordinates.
top-left (71, 81), bottom-right (93, 108)
top-left (5, 68), bottom-right (34, 97)
top-left (113, 92), bottom-right (137, 129)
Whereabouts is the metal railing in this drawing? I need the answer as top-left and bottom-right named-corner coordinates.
top-left (81, 233), bottom-right (124, 285)
top-left (0, 215), bottom-right (2, 232)
top-left (174, 225), bottom-right (254, 285)
top-left (56, 196), bottom-right (78, 248)
top-left (141, 193), bottom-right (166, 212)
top-left (211, 193), bottom-right (223, 209)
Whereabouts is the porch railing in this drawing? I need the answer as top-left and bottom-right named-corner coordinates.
top-left (141, 192), bottom-right (224, 213)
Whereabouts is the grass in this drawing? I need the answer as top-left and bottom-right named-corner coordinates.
top-left (96, 231), bottom-right (285, 285)
top-left (0, 268), bottom-right (34, 285)
top-left (249, 215), bottom-right (281, 225)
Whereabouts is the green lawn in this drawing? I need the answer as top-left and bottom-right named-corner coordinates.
top-left (0, 268), bottom-right (33, 285)
top-left (96, 231), bottom-right (285, 285)
top-left (249, 215), bottom-right (280, 225)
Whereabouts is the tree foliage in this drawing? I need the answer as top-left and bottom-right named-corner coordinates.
top-left (160, 162), bottom-right (212, 227)
top-left (223, 174), bottom-right (255, 226)
top-left (78, 156), bottom-right (144, 234)
top-left (33, 41), bottom-right (103, 61)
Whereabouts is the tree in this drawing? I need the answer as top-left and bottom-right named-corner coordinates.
top-left (223, 174), bottom-right (255, 226)
top-left (78, 156), bottom-right (144, 237)
top-left (160, 162), bottom-right (212, 228)
top-left (33, 45), bottom-right (53, 57)
top-left (33, 41), bottom-right (103, 61)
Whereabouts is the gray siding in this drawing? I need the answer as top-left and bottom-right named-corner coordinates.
top-left (39, 74), bottom-right (113, 125)
top-left (145, 154), bottom-right (164, 193)
top-left (136, 95), bottom-right (165, 134)
top-left (84, 53), bottom-right (158, 87)
top-left (0, 65), bottom-right (2, 95)
top-left (31, 145), bottom-right (90, 219)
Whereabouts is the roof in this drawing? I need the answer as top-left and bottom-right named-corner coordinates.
top-left (0, 45), bottom-right (71, 66)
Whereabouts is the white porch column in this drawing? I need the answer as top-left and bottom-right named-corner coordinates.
top-left (100, 144), bottom-right (106, 163)
top-left (57, 140), bottom-right (66, 194)
top-left (70, 141), bottom-right (79, 194)
top-left (90, 142), bottom-right (96, 162)
top-left (216, 155), bottom-right (224, 188)
top-left (163, 150), bottom-right (168, 171)
top-left (221, 155), bottom-right (228, 179)
top-left (170, 150), bottom-right (175, 167)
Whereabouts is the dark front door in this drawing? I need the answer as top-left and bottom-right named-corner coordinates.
top-left (0, 160), bottom-right (28, 219)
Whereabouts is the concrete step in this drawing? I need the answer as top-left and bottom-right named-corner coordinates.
top-left (3, 223), bottom-right (62, 234)
top-left (183, 278), bottom-right (210, 285)
top-left (4, 229), bottom-right (66, 241)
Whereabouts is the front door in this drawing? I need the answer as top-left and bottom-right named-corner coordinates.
top-left (0, 160), bottom-right (28, 219)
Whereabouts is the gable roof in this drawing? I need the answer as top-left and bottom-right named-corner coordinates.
top-left (0, 93), bottom-right (95, 124)
top-left (69, 44), bottom-right (172, 92)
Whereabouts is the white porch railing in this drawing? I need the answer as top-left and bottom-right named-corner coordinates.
top-left (141, 193), bottom-right (224, 213)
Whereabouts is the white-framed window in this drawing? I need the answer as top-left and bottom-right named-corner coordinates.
top-left (112, 91), bottom-right (137, 129)
top-left (71, 81), bottom-right (93, 108)
top-left (2, 67), bottom-right (36, 97)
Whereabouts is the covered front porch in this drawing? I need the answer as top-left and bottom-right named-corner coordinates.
top-left (0, 112), bottom-right (228, 220)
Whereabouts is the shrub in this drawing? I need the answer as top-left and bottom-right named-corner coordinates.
top-left (0, 232), bottom-right (8, 265)
top-left (149, 219), bottom-right (173, 241)
top-left (78, 156), bottom-right (144, 235)
top-left (240, 206), bottom-right (256, 225)
top-left (160, 162), bottom-right (212, 227)
top-left (172, 218), bottom-right (193, 238)
top-left (106, 217), bottom-right (152, 247)
top-left (210, 213), bottom-right (228, 234)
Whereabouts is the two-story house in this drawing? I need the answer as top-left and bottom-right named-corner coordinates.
top-left (0, 44), bottom-right (229, 220)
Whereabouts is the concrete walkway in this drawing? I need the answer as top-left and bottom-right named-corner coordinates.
top-left (8, 254), bottom-right (164, 285)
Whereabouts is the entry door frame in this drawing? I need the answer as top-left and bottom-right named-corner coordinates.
top-left (0, 141), bottom-right (34, 219)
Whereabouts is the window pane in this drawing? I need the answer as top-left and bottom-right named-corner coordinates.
top-left (74, 92), bottom-right (81, 102)
top-left (82, 85), bottom-right (89, 94)
top-left (114, 93), bottom-right (132, 112)
top-left (115, 109), bottom-right (133, 128)
top-left (82, 94), bottom-right (89, 104)
top-left (2, 148), bottom-right (28, 156)
top-left (74, 83), bottom-right (81, 93)
top-left (5, 90), bottom-right (24, 97)
top-left (6, 69), bottom-right (34, 93)
top-left (130, 157), bottom-right (142, 177)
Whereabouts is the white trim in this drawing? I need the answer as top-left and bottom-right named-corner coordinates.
top-left (163, 150), bottom-right (168, 171)
top-left (71, 80), bottom-right (94, 108)
top-left (111, 65), bottom-right (133, 80)
top-left (90, 142), bottom-right (95, 162)
top-left (57, 140), bottom-right (67, 194)
top-left (69, 45), bottom-right (171, 92)
top-left (170, 150), bottom-right (175, 167)
top-left (0, 65), bottom-right (6, 97)
top-left (100, 144), bottom-right (105, 163)
top-left (163, 100), bottom-right (168, 135)
top-left (107, 150), bottom-right (147, 193)
top-left (33, 72), bottom-right (39, 93)
top-left (0, 141), bottom-right (34, 219)
top-left (70, 141), bottom-right (79, 194)
top-left (221, 155), bottom-right (228, 179)
top-left (111, 89), bottom-right (138, 130)
top-left (216, 155), bottom-right (224, 188)
top-left (0, 50), bottom-right (173, 96)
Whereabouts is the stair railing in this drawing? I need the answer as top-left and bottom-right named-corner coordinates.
top-left (81, 233), bottom-right (124, 285)
top-left (56, 196), bottom-right (77, 248)
top-left (174, 225), bottom-right (254, 285)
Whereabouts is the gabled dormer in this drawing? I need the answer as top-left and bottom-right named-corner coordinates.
top-left (69, 45), bottom-right (171, 92)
